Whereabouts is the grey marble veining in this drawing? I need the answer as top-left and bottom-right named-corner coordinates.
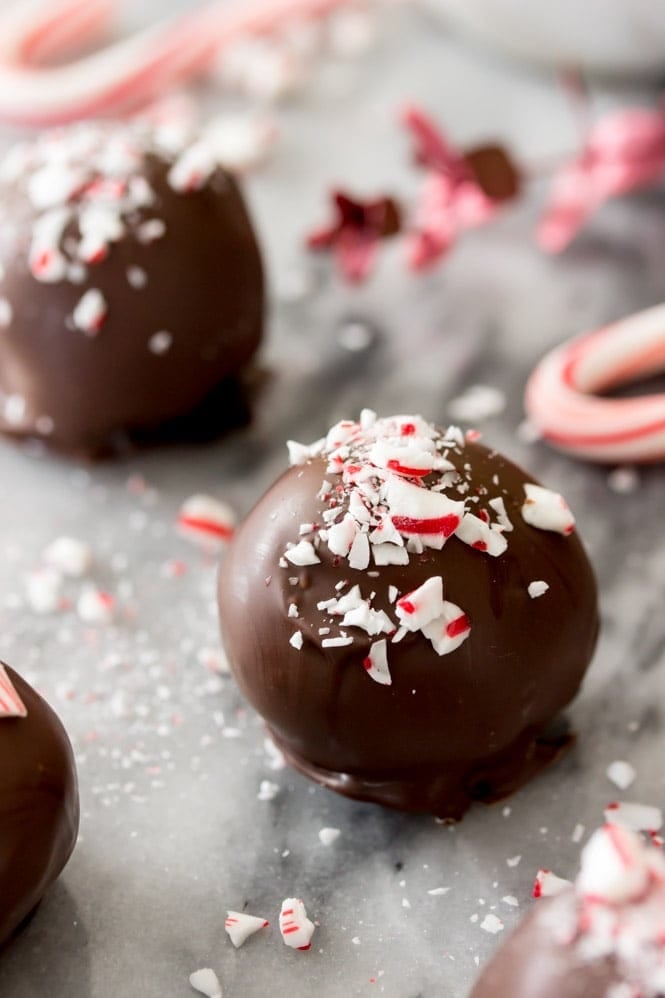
top-left (0, 4), bottom-right (664, 997)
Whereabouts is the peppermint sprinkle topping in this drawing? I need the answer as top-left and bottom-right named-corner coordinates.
top-left (189, 968), bottom-right (222, 998)
top-left (0, 664), bottom-right (27, 718)
top-left (72, 289), bottom-right (107, 336)
top-left (279, 898), bottom-right (315, 951)
top-left (527, 580), bottom-right (550, 599)
top-left (224, 911), bottom-right (269, 948)
top-left (148, 330), bottom-right (173, 355)
top-left (522, 483), bottom-right (576, 535)
top-left (532, 868), bottom-right (572, 898)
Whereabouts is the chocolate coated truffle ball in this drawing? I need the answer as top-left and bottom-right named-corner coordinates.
top-left (218, 412), bottom-right (598, 818)
top-left (471, 824), bottom-right (665, 997)
top-left (0, 118), bottom-right (264, 455)
top-left (0, 663), bottom-right (79, 946)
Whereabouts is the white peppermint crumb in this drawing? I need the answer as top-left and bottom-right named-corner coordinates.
top-left (289, 631), bottom-right (303, 651)
top-left (126, 265), bottom-right (147, 288)
top-left (572, 823), bottom-right (585, 844)
top-left (502, 806), bottom-right (511, 818)
top-left (501, 896), bottom-right (519, 907)
top-left (25, 567), bottom-right (63, 614)
top-left (257, 780), bottom-right (280, 802)
top-left (447, 384), bottom-right (506, 423)
top-left (470, 914), bottom-right (479, 923)
top-left (318, 827), bottom-right (341, 846)
top-left (336, 320), bottom-right (373, 352)
top-left (402, 898), bottom-right (411, 909)
top-left (0, 297), bottom-right (12, 326)
top-left (351, 936), bottom-right (361, 945)
top-left (607, 760), bottom-right (636, 790)
top-left (427, 887), bottom-right (450, 896)
top-left (527, 580), bottom-right (549, 599)
top-left (196, 647), bottom-right (229, 674)
top-left (506, 855), bottom-right (521, 867)
top-left (77, 587), bottom-right (115, 624)
top-left (148, 331), bottom-right (173, 355)
top-left (480, 914), bottom-right (504, 934)
top-left (264, 738), bottom-right (285, 771)
top-left (288, 604), bottom-right (299, 618)
top-left (43, 536), bottom-right (93, 577)
top-left (189, 967), bottom-right (222, 998)
top-left (607, 466), bottom-right (639, 495)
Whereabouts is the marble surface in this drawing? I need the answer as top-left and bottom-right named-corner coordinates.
top-left (1, 4), bottom-right (665, 997)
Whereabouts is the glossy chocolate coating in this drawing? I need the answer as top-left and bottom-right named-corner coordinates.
top-left (218, 441), bottom-right (599, 818)
top-left (0, 140), bottom-right (264, 456)
top-left (0, 665), bottom-right (79, 946)
top-left (470, 891), bottom-right (624, 998)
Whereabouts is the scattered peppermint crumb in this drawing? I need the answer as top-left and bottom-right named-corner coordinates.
top-left (351, 936), bottom-right (361, 945)
top-left (527, 580), bottom-right (549, 599)
top-left (148, 330), bottom-right (173, 355)
top-left (318, 827), bottom-right (341, 846)
top-left (43, 536), bottom-right (93, 577)
top-left (607, 466), bottom-right (639, 494)
top-left (501, 896), bottom-right (518, 907)
top-left (480, 914), bottom-right (504, 934)
top-left (447, 385), bottom-right (506, 423)
top-left (606, 760), bottom-right (636, 790)
top-left (77, 587), bottom-right (115, 624)
top-left (257, 780), bottom-right (280, 802)
top-left (506, 855), bottom-right (521, 868)
top-left (572, 823), bottom-right (585, 844)
top-left (427, 887), bottom-right (450, 896)
top-left (604, 801), bottom-right (662, 832)
top-left (126, 265), bottom-right (147, 288)
top-left (402, 898), bottom-right (411, 909)
top-left (289, 631), bottom-right (303, 650)
top-left (189, 968), bottom-right (222, 998)
top-left (502, 807), bottom-right (511, 818)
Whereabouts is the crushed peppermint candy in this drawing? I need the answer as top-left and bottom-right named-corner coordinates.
top-left (43, 536), bottom-right (93, 578)
top-left (71, 289), bottom-right (107, 335)
top-left (527, 580), bottom-right (550, 599)
top-left (257, 780), bottom-right (280, 802)
top-left (148, 330), bottom-right (173, 355)
top-left (189, 968), bottom-right (222, 998)
top-left (318, 827), bottom-right (341, 846)
top-left (0, 664), bottom-right (27, 718)
top-left (480, 913), bottom-right (504, 934)
top-left (607, 761), bottom-right (637, 791)
top-left (76, 587), bottom-right (115, 625)
top-left (224, 911), bottom-right (269, 948)
top-left (604, 801), bottom-right (663, 833)
top-left (276, 413), bottom-right (577, 679)
top-left (177, 495), bottom-right (236, 547)
top-left (533, 869), bottom-right (572, 898)
top-left (522, 484), bottom-right (576, 535)
top-left (279, 898), bottom-right (315, 951)
top-left (25, 566), bottom-right (63, 614)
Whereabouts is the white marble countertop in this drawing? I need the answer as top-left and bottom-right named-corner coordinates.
top-left (0, 4), bottom-right (664, 996)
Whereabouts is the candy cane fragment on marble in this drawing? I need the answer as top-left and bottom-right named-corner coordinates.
top-left (279, 897), bottom-right (315, 950)
top-left (0, 664), bottom-right (27, 718)
top-left (224, 910), bottom-right (269, 948)
top-left (0, 0), bottom-right (377, 126)
top-left (525, 304), bottom-right (665, 463)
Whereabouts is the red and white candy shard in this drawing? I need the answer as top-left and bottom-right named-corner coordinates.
top-left (532, 868), bottom-right (572, 899)
top-left (0, 663), bottom-right (27, 718)
top-left (421, 601), bottom-right (471, 655)
top-left (521, 484), bottom-right (576, 536)
top-left (224, 910), bottom-right (269, 948)
top-left (525, 305), bottom-right (665, 463)
top-left (577, 825), bottom-right (651, 904)
top-left (177, 495), bottom-right (236, 547)
top-left (396, 576), bottom-right (444, 632)
top-left (71, 288), bottom-right (107, 335)
top-left (363, 639), bottom-right (392, 686)
top-left (77, 587), bottom-right (115, 624)
top-left (604, 801), bottom-right (664, 833)
top-left (279, 897), bottom-right (315, 951)
top-left (189, 968), bottom-right (222, 998)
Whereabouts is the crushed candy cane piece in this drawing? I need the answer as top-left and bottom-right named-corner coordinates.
top-left (363, 639), bottom-right (392, 686)
top-left (396, 577), bottom-right (445, 631)
top-left (0, 664), bottom-right (27, 718)
top-left (522, 483), bottom-right (575, 535)
top-left (604, 801), bottom-right (663, 833)
top-left (189, 968), bottom-right (222, 998)
top-left (72, 288), bottom-right (107, 335)
top-left (577, 824), bottom-right (651, 904)
top-left (177, 495), bottom-right (236, 546)
top-left (77, 587), bottom-right (115, 624)
top-left (527, 580), bottom-right (549, 599)
top-left (532, 869), bottom-right (572, 898)
top-left (279, 898), bottom-right (315, 951)
top-left (289, 631), bottom-right (304, 651)
top-left (224, 911), bottom-right (269, 948)
top-left (421, 601), bottom-right (471, 655)
top-left (284, 540), bottom-right (320, 566)
top-left (25, 566), bottom-right (63, 614)
top-left (480, 913), bottom-right (504, 934)
top-left (257, 780), bottom-right (280, 802)
top-left (607, 761), bottom-right (636, 791)
top-left (447, 385), bottom-right (506, 423)
top-left (318, 827), bottom-right (341, 846)
top-left (43, 536), bottom-right (93, 577)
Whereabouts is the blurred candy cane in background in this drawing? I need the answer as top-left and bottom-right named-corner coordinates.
top-left (0, 0), bottom-right (388, 126)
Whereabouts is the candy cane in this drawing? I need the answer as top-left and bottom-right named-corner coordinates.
top-left (524, 304), bottom-right (665, 464)
top-left (0, 0), bottom-right (362, 126)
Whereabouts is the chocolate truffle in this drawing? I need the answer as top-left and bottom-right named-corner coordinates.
top-left (218, 411), bottom-right (598, 818)
top-left (0, 118), bottom-right (264, 456)
top-left (471, 823), bottom-right (665, 997)
top-left (0, 662), bottom-right (79, 946)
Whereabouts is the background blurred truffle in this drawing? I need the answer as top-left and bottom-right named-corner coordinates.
top-left (218, 412), bottom-right (598, 818)
top-left (0, 663), bottom-right (79, 947)
top-left (0, 118), bottom-right (264, 456)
